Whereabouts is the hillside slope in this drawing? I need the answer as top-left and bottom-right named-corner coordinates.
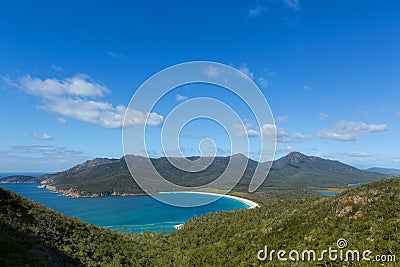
top-left (263, 152), bottom-right (388, 188)
top-left (0, 175), bottom-right (39, 184)
top-left (0, 178), bottom-right (399, 266)
top-left (37, 152), bottom-right (387, 197)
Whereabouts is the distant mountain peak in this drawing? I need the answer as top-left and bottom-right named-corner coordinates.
top-left (366, 167), bottom-right (400, 176)
top-left (287, 151), bottom-right (307, 158)
top-left (76, 158), bottom-right (115, 170)
top-left (284, 151), bottom-right (311, 165)
top-left (230, 153), bottom-right (248, 160)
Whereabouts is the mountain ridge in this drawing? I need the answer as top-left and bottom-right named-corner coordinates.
top-left (366, 167), bottom-right (400, 175)
top-left (1, 152), bottom-right (388, 197)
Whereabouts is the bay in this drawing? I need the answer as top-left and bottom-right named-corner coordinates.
top-left (1, 183), bottom-right (249, 233)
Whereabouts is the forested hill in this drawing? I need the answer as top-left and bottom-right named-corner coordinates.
top-left (1, 152), bottom-right (388, 197)
top-left (41, 152), bottom-right (387, 196)
top-left (1, 178), bottom-right (399, 266)
top-left (0, 175), bottom-right (40, 184)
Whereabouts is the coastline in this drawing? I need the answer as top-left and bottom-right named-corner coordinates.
top-left (158, 191), bottom-right (260, 209)
top-left (7, 183), bottom-right (260, 232)
top-left (165, 191), bottom-right (260, 230)
top-left (39, 184), bottom-right (146, 198)
top-left (39, 183), bottom-right (261, 207)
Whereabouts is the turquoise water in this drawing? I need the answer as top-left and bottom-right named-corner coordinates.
top-left (348, 182), bottom-right (368, 187)
top-left (1, 183), bottom-right (249, 233)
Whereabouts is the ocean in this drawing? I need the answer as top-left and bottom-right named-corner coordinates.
top-left (0, 183), bottom-right (249, 233)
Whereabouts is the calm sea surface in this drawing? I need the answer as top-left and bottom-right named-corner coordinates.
top-left (1, 183), bottom-right (249, 233)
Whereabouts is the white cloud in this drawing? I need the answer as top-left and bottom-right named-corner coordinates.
top-left (260, 124), bottom-right (312, 143)
top-left (304, 85), bottom-right (310, 90)
top-left (31, 133), bottom-right (53, 141)
top-left (239, 63), bottom-right (255, 80)
top-left (0, 145), bottom-right (87, 172)
top-left (181, 133), bottom-right (209, 140)
top-left (248, 5), bottom-right (264, 18)
top-left (343, 151), bottom-right (371, 158)
top-left (9, 145), bottom-right (82, 157)
top-left (56, 117), bottom-right (67, 124)
top-left (318, 120), bottom-right (388, 141)
top-left (2, 75), bottom-right (22, 89)
top-left (335, 120), bottom-right (387, 133)
top-left (39, 98), bottom-right (162, 129)
top-left (257, 77), bottom-right (268, 88)
top-left (288, 132), bottom-right (313, 143)
top-left (319, 113), bottom-right (329, 120)
top-left (7, 74), bottom-right (164, 129)
top-left (124, 108), bottom-right (163, 127)
top-left (19, 74), bottom-right (110, 97)
top-left (276, 115), bottom-right (289, 123)
top-left (206, 66), bottom-right (219, 78)
top-left (175, 94), bottom-right (188, 101)
top-left (283, 0), bottom-right (300, 10)
top-left (51, 64), bottom-right (62, 72)
top-left (107, 51), bottom-right (125, 60)
top-left (234, 123), bottom-right (260, 138)
top-left (393, 159), bottom-right (400, 163)
top-left (260, 123), bottom-right (276, 138)
top-left (317, 131), bottom-right (356, 141)
top-left (239, 63), bottom-right (269, 88)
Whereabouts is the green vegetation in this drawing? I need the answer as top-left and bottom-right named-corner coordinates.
top-left (0, 175), bottom-right (39, 184)
top-left (30, 152), bottom-right (388, 197)
top-left (1, 178), bottom-right (399, 266)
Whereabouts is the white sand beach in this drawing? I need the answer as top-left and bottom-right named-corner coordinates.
top-left (169, 191), bottom-right (260, 230)
top-left (161, 191), bottom-right (260, 209)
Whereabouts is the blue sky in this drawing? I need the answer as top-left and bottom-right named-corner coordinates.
top-left (1, 0), bottom-right (400, 172)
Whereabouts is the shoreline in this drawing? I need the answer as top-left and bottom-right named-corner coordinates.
top-left (39, 184), bottom-right (261, 208)
top-left (39, 184), bottom-right (146, 198)
top-left (158, 191), bottom-right (260, 209)
top-left (38, 184), bottom-right (260, 209)
top-left (8, 183), bottom-right (259, 232)
top-left (165, 191), bottom-right (260, 230)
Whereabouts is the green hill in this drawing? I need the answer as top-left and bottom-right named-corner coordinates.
top-left (34, 152), bottom-right (387, 197)
top-left (1, 178), bottom-right (399, 266)
top-left (0, 175), bottom-right (39, 184)
top-left (263, 152), bottom-right (388, 188)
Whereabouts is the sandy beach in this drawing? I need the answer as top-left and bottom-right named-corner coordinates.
top-left (161, 191), bottom-right (260, 209)
top-left (170, 191), bottom-right (260, 230)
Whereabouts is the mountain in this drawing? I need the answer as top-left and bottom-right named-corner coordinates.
top-left (1, 178), bottom-right (399, 266)
top-left (34, 152), bottom-right (388, 197)
top-left (39, 154), bottom-right (259, 196)
top-left (263, 152), bottom-right (389, 188)
top-left (366, 167), bottom-right (400, 175)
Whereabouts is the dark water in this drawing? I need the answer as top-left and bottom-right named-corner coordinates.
top-left (1, 183), bottom-right (249, 233)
